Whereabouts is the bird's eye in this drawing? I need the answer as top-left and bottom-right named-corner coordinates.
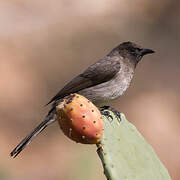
top-left (130, 48), bottom-right (142, 56)
top-left (136, 48), bottom-right (141, 51)
top-left (135, 48), bottom-right (142, 55)
top-left (131, 49), bottom-right (137, 54)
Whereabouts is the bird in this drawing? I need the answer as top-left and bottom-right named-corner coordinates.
top-left (10, 41), bottom-right (155, 158)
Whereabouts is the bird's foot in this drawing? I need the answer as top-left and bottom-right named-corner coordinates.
top-left (100, 106), bottom-right (121, 123)
top-left (100, 109), bottom-right (113, 122)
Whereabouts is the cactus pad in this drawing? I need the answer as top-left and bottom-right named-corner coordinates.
top-left (97, 111), bottom-right (171, 180)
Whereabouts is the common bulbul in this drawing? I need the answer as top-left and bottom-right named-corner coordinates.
top-left (10, 41), bottom-right (155, 157)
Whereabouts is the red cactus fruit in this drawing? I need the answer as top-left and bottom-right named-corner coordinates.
top-left (56, 94), bottom-right (104, 144)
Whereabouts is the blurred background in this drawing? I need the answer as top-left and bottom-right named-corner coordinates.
top-left (0, 0), bottom-right (180, 179)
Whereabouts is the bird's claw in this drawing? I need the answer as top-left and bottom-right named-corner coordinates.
top-left (100, 109), bottom-right (113, 122)
top-left (100, 106), bottom-right (121, 123)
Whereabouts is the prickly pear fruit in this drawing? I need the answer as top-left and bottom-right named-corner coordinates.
top-left (56, 94), bottom-right (104, 144)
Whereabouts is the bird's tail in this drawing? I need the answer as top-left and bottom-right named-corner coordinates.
top-left (10, 111), bottom-right (56, 158)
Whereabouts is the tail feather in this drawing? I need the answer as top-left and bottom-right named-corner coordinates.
top-left (10, 113), bottom-right (56, 158)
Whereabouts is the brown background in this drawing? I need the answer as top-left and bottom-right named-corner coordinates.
top-left (1, 0), bottom-right (180, 179)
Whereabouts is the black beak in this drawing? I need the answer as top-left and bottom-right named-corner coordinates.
top-left (140, 49), bottom-right (155, 56)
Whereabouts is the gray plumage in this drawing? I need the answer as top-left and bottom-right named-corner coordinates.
top-left (10, 41), bottom-right (154, 157)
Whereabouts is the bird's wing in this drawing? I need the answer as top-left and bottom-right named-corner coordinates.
top-left (46, 56), bottom-right (121, 105)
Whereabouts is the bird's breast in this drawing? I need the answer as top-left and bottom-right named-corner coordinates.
top-left (79, 62), bottom-right (134, 106)
top-left (104, 63), bottom-right (134, 99)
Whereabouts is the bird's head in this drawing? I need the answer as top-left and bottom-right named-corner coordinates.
top-left (109, 41), bottom-right (155, 66)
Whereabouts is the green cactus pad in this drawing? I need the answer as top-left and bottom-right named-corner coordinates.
top-left (97, 111), bottom-right (171, 180)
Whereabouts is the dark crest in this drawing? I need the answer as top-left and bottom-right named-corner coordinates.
top-left (109, 41), bottom-right (154, 62)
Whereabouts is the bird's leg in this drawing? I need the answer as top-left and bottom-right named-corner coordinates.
top-left (100, 106), bottom-right (121, 123)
